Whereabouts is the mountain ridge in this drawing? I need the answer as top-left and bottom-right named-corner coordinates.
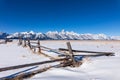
top-left (0, 30), bottom-right (120, 40)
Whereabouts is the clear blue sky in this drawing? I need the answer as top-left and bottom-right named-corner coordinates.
top-left (0, 0), bottom-right (120, 36)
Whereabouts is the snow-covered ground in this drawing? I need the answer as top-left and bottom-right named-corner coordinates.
top-left (0, 40), bottom-right (120, 80)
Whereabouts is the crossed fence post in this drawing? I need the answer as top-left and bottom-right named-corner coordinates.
top-left (18, 36), bottom-right (23, 45)
top-left (37, 39), bottom-right (41, 53)
top-left (27, 38), bottom-right (31, 49)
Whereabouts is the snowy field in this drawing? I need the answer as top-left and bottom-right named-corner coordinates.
top-left (0, 40), bottom-right (120, 80)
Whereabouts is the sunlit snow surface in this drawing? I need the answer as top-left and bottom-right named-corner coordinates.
top-left (0, 40), bottom-right (120, 80)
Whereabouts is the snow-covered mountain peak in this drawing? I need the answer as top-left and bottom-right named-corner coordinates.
top-left (29, 31), bottom-right (35, 34)
top-left (60, 29), bottom-right (66, 34)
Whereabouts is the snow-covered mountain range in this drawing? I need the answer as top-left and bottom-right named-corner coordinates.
top-left (0, 30), bottom-right (120, 40)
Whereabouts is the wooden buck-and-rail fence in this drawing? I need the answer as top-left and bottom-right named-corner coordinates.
top-left (0, 37), bottom-right (115, 80)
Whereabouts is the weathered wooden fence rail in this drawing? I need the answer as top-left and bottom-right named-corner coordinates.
top-left (0, 38), bottom-right (12, 44)
top-left (59, 48), bottom-right (115, 56)
top-left (0, 58), bottom-right (68, 72)
top-left (0, 61), bottom-right (73, 80)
